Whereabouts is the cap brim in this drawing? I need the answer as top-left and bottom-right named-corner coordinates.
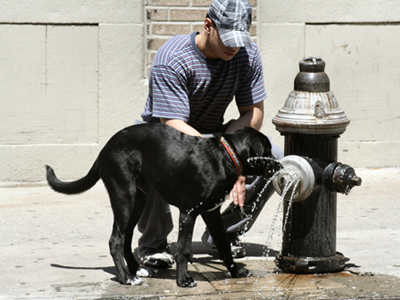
top-left (218, 28), bottom-right (252, 48)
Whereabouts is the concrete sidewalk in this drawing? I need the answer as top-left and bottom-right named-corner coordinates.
top-left (1, 167), bottom-right (400, 299)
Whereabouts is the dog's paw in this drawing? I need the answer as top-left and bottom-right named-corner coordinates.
top-left (177, 276), bottom-right (197, 288)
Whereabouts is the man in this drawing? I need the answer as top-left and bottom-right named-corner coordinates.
top-left (137, 0), bottom-right (283, 275)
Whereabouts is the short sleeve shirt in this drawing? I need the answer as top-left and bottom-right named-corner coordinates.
top-left (141, 31), bottom-right (267, 134)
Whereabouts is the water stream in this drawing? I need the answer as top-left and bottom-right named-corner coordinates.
top-left (282, 178), bottom-right (300, 240)
top-left (249, 173), bottom-right (301, 294)
top-left (263, 176), bottom-right (300, 259)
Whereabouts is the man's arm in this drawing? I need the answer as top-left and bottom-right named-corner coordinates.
top-left (161, 100), bottom-right (264, 139)
top-left (160, 118), bottom-right (204, 137)
top-left (225, 101), bottom-right (264, 133)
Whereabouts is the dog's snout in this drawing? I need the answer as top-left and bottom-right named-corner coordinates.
top-left (273, 160), bottom-right (283, 172)
top-left (264, 158), bottom-right (283, 176)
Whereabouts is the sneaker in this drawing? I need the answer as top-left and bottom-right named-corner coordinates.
top-left (140, 251), bottom-right (174, 269)
top-left (136, 266), bottom-right (158, 277)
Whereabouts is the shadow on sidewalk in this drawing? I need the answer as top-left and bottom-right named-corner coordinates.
top-left (50, 242), bottom-right (279, 283)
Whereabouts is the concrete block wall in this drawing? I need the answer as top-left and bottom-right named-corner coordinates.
top-left (259, 0), bottom-right (400, 169)
top-left (0, 0), bottom-right (399, 182)
top-left (0, 0), bottom-right (148, 181)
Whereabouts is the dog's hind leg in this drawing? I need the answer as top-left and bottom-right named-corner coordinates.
top-left (123, 189), bottom-right (147, 277)
top-left (106, 179), bottom-right (144, 285)
top-left (109, 221), bottom-right (138, 285)
top-left (175, 211), bottom-right (197, 288)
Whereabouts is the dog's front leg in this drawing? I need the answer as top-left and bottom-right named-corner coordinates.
top-left (201, 209), bottom-right (251, 278)
top-left (175, 211), bottom-right (197, 287)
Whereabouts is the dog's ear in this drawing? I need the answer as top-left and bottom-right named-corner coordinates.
top-left (248, 137), bottom-right (265, 157)
top-left (247, 135), bottom-right (270, 168)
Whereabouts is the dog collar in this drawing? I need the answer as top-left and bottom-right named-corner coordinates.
top-left (221, 137), bottom-right (243, 176)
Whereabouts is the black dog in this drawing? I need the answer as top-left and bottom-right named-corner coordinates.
top-left (46, 123), bottom-right (281, 287)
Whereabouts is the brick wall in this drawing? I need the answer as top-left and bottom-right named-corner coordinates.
top-left (145, 0), bottom-right (258, 76)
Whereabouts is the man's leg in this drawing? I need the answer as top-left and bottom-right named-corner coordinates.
top-left (132, 119), bottom-right (174, 273)
top-left (222, 176), bottom-right (275, 236)
top-left (137, 189), bottom-right (174, 271)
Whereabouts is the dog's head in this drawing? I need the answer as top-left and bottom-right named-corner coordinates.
top-left (224, 127), bottom-right (282, 178)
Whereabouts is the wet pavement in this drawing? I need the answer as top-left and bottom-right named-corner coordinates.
top-left (1, 167), bottom-right (400, 299)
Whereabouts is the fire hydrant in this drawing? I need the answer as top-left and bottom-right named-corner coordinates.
top-left (271, 57), bottom-right (362, 273)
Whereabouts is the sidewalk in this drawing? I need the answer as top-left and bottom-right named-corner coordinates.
top-left (1, 167), bottom-right (400, 299)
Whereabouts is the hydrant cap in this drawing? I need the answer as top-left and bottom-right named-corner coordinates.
top-left (272, 57), bottom-right (350, 135)
top-left (295, 57), bottom-right (330, 92)
top-left (299, 57), bottom-right (325, 72)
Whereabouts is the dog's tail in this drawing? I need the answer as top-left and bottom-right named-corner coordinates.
top-left (45, 160), bottom-right (100, 195)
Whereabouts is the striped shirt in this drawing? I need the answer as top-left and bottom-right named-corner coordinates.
top-left (141, 31), bottom-right (267, 134)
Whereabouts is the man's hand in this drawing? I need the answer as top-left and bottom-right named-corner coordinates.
top-left (225, 102), bottom-right (263, 208)
top-left (231, 175), bottom-right (246, 207)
